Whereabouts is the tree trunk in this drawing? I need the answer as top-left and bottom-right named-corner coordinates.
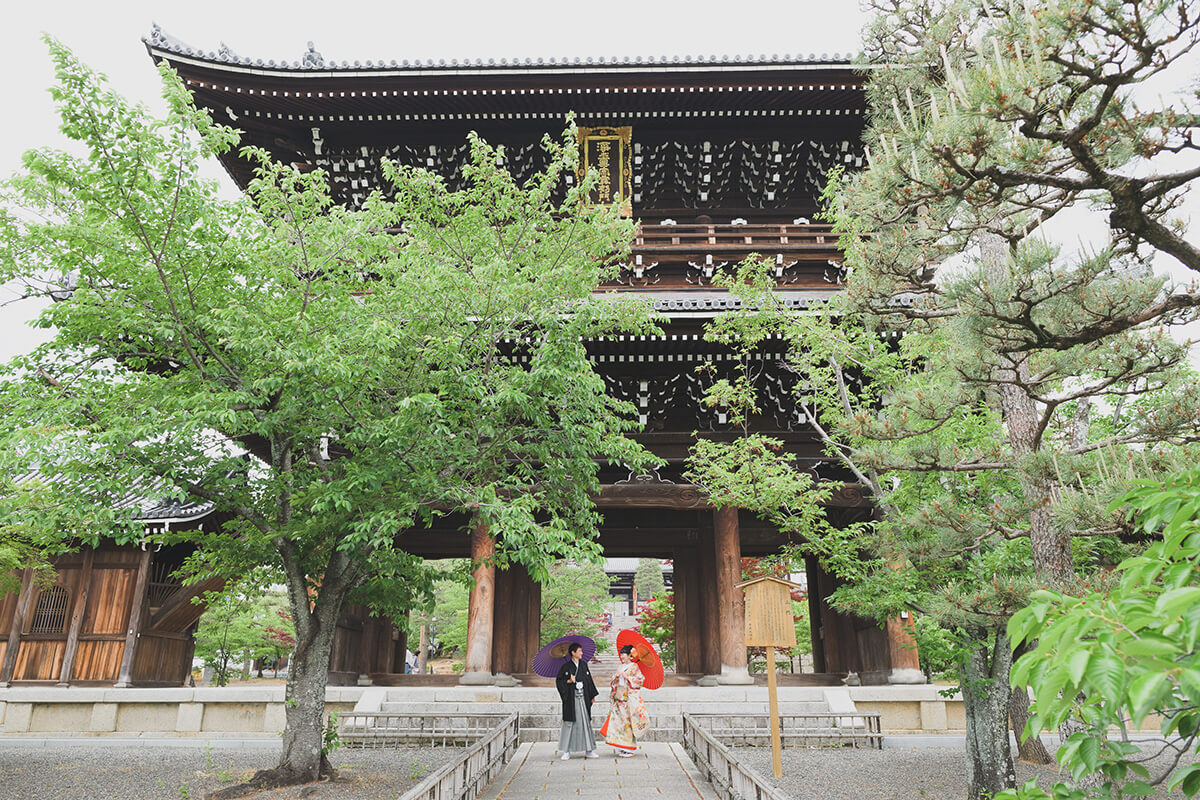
top-left (276, 614), bottom-right (339, 782)
top-left (961, 629), bottom-right (1017, 800)
top-left (979, 234), bottom-right (1075, 588)
top-left (207, 579), bottom-right (347, 800)
top-left (1010, 638), bottom-right (1052, 764)
top-left (1010, 642), bottom-right (1053, 765)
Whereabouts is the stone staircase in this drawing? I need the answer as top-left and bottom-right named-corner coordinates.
top-left (352, 685), bottom-right (839, 743)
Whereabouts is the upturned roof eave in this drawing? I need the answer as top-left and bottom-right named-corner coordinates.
top-left (144, 28), bottom-right (872, 82)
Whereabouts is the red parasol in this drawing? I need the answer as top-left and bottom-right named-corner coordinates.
top-left (616, 629), bottom-right (664, 690)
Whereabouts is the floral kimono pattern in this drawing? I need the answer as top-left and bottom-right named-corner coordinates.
top-left (601, 660), bottom-right (650, 751)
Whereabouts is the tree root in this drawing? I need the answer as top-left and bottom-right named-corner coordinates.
top-left (204, 756), bottom-right (338, 800)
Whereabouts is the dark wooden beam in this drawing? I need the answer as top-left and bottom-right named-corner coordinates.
top-left (115, 548), bottom-right (153, 687)
top-left (149, 576), bottom-right (226, 633)
top-left (0, 569), bottom-right (36, 685)
top-left (594, 481), bottom-right (870, 510)
top-left (57, 550), bottom-right (94, 686)
top-left (698, 524), bottom-right (721, 675)
top-left (596, 481), bottom-right (709, 510)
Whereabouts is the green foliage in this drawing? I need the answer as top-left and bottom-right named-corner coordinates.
top-left (791, 600), bottom-right (812, 658)
top-left (1001, 468), bottom-right (1200, 799)
top-left (910, 615), bottom-right (957, 681)
top-left (0, 475), bottom-right (138, 594)
top-left (322, 712), bottom-right (341, 757)
top-left (633, 558), bottom-right (664, 602)
top-left (193, 580), bottom-right (294, 685)
top-left (637, 592), bottom-right (675, 668)
top-left (405, 559), bottom-right (470, 657)
top-left (0, 40), bottom-right (659, 779)
top-left (430, 577), bottom-right (470, 657)
top-left (539, 560), bottom-right (613, 647)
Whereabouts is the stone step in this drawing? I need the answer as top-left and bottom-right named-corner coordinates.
top-left (377, 686), bottom-right (833, 703)
top-left (377, 701), bottom-right (829, 716)
top-left (518, 727), bottom-right (680, 743)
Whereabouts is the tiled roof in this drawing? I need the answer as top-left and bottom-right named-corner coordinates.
top-left (13, 471), bottom-right (215, 523)
top-left (144, 24), bottom-right (855, 73)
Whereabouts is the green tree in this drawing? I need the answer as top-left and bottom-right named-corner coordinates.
top-left (791, 600), bottom-right (812, 659)
top-left (0, 478), bottom-right (70, 594)
top-left (0, 41), bottom-right (655, 793)
top-left (774, 1), bottom-right (1200, 794)
top-left (194, 581), bottom-right (293, 685)
top-left (1002, 468), bottom-right (1200, 800)
top-left (633, 558), bottom-right (664, 604)
top-left (637, 592), bottom-right (675, 668)
top-left (425, 577), bottom-right (471, 658)
top-left (539, 560), bottom-right (614, 646)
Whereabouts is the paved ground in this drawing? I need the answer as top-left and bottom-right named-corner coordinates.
top-left (0, 742), bottom-right (461, 800)
top-left (737, 745), bottom-right (1194, 800)
top-left (480, 742), bottom-right (719, 800)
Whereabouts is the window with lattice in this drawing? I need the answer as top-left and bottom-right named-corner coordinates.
top-left (29, 586), bottom-right (69, 634)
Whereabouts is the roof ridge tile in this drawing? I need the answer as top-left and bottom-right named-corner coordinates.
top-left (144, 26), bottom-right (856, 73)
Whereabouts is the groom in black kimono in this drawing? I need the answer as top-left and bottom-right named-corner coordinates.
top-left (554, 642), bottom-right (600, 760)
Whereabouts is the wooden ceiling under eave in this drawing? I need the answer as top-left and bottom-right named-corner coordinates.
top-left (151, 53), bottom-right (866, 126)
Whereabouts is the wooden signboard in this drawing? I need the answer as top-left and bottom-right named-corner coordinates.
top-left (736, 575), bottom-right (804, 779)
top-left (741, 577), bottom-right (799, 648)
top-left (577, 126), bottom-right (633, 217)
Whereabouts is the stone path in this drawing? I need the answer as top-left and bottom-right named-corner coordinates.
top-left (480, 741), bottom-right (719, 800)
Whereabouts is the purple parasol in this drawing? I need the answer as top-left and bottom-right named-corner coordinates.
top-left (531, 635), bottom-right (597, 677)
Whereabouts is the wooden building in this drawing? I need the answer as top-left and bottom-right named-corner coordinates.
top-left (0, 477), bottom-right (405, 687)
top-left (0, 484), bottom-right (220, 686)
top-left (9, 30), bottom-right (920, 687)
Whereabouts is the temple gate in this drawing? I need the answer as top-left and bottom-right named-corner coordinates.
top-left (0, 34), bottom-right (924, 687)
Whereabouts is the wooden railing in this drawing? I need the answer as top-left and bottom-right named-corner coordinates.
top-left (689, 711), bottom-right (883, 749)
top-left (634, 223), bottom-right (835, 252)
top-left (341, 711), bottom-right (514, 748)
top-left (358, 712), bottom-right (520, 800)
top-left (682, 711), bottom-right (884, 800)
top-left (682, 713), bottom-right (792, 800)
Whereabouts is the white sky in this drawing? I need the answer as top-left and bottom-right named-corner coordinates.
top-left (0, 0), bottom-right (870, 361)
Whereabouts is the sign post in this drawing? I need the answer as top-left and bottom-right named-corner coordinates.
top-left (736, 575), bottom-right (803, 779)
top-left (576, 126), bottom-right (633, 217)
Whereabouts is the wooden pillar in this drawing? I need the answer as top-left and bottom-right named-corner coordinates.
top-left (886, 612), bottom-right (924, 683)
top-left (492, 564), bottom-right (540, 676)
top-left (821, 595), bottom-right (859, 675)
top-left (0, 568), bottom-right (37, 686)
top-left (672, 548), bottom-right (702, 674)
top-left (491, 566), bottom-right (515, 675)
top-left (804, 556), bottom-right (826, 674)
top-left (697, 524), bottom-right (722, 676)
top-left (417, 625), bottom-right (428, 673)
top-left (353, 611), bottom-right (371, 679)
top-left (115, 548), bottom-right (153, 688)
top-left (182, 624), bottom-right (198, 685)
top-left (461, 521), bottom-right (495, 684)
top-left (392, 617), bottom-right (408, 674)
top-left (713, 506), bottom-right (751, 684)
top-left (525, 571), bottom-right (541, 673)
top-left (883, 557), bottom-right (924, 684)
top-left (58, 550), bottom-right (94, 686)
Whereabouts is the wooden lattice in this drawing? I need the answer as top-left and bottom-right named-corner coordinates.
top-left (29, 586), bottom-right (69, 634)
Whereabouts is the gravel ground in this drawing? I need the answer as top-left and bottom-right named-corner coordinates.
top-left (0, 744), bottom-right (463, 800)
top-left (735, 745), bottom-right (1194, 800)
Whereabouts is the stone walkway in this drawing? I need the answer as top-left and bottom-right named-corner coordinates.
top-left (480, 742), bottom-right (719, 800)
